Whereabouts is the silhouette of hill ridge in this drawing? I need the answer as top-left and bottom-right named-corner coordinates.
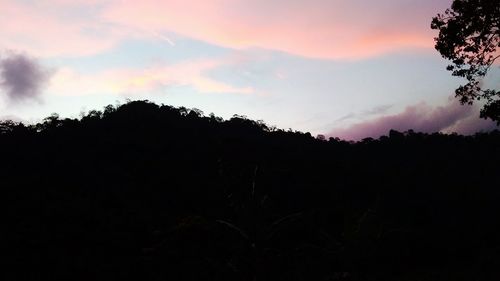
top-left (2, 100), bottom-right (500, 280)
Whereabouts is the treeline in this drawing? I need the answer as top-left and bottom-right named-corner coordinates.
top-left (2, 100), bottom-right (500, 281)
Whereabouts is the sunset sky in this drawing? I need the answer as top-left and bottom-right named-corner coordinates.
top-left (1, 0), bottom-right (498, 140)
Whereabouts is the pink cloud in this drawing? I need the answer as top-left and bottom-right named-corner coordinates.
top-left (328, 98), bottom-right (499, 141)
top-left (48, 59), bottom-right (254, 96)
top-left (1, 0), bottom-right (449, 59)
top-left (0, 1), bottom-right (123, 57)
top-left (100, 0), bottom-right (445, 59)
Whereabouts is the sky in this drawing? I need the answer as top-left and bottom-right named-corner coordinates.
top-left (0, 0), bottom-right (498, 140)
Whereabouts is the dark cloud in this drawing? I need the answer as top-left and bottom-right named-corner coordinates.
top-left (0, 51), bottom-right (50, 102)
top-left (336, 104), bottom-right (393, 122)
top-left (364, 104), bottom-right (394, 115)
top-left (328, 97), bottom-right (499, 141)
top-left (335, 112), bottom-right (357, 122)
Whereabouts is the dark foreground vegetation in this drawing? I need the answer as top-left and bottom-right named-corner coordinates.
top-left (2, 100), bottom-right (500, 280)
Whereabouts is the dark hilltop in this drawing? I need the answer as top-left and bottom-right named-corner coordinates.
top-left (2, 100), bottom-right (500, 280)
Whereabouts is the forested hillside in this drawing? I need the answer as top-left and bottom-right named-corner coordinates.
top-left (2, 100), bottom-right (500, 280)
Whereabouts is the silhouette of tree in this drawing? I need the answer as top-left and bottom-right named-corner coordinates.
top-left (2, 100), bottom-right (500, 280)
top-left (432, 0), bottom-right (500, 122)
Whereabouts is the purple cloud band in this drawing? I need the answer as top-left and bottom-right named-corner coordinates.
top-left (329, 98), bottom-right (499, 141)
